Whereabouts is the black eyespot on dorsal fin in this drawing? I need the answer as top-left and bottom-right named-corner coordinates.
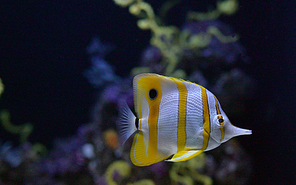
top-left (149, 89), bottom-right (158, 100)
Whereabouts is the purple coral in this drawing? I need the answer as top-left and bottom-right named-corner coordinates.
top-left (182, 20), bottom-right (248, 64)
top-left (40, 137), bottom-right (87, 175)
top-left (84, 37), bottom-right (119, 88)
top-left (206, 140), bottom-right (252, 185)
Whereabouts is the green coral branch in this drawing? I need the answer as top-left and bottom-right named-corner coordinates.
top-left (170, 153), bottom-right (212, 185)
top-left (30, 142), bottom-right (48, 159)
top-left (114, 0), bottom-right (240, 77)
top-left (180, 26), bottom-right (239, 50)
top-left (127, 179), bottom-right (155, 185)
top-left (104, 160), bottom-right (156, 185)
top-left (0, 79), bottom-right (47, 158)
top-left (0, 110), bottom-right (33, 143)
top-left (127, 0), bottom-right (182, 76)
top-left (187, 0), bottom-right (239, 21)
top-left (0, 78), bottom-right (4, 97)
top-left (105, 160), bottom-right (131, 185)
top-left (114, 0), bottom-right (181, 76)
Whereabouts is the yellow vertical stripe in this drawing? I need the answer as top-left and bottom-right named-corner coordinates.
top-left (214, 96), bottom-right (221, 114)
top-left (199, 85), bottom-right (210, 150)
top-left (143, 76), bottom-right (162, 159)
top-left (220, 125), bottom-right (225, 141)
top-left (214, 96), bottom-right (225, 141)
top-left (172, 79), bottom-right (187, 152)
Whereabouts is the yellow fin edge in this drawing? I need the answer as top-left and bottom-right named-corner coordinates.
top-left (167, 149), bottom-right (204, 162)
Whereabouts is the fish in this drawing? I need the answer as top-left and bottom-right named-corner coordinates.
top-left (117, 73), bottom-right (252, 166)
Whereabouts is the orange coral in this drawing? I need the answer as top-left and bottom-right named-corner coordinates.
top-left (103, 129), bottom-right (119, 150)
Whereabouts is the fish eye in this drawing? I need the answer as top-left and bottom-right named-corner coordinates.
top-left (148, 89), bottom-right (158, 100)
top-left (217, 114), bottom-right (224, 126)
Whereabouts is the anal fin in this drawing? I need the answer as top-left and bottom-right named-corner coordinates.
top-left (166, 149), bottom-right (204, 162)
top-left (131, 131), bottom-right (170, 166)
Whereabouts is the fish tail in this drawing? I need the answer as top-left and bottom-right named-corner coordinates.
top-left (116, 102), bottom-right (137, 145)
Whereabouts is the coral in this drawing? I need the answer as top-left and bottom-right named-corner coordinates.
top-left (206, 140), bottom-right (252, 185)
top-left (0, 78), bottom-right (4, 97)
top-left (98, 159), bottom-right (167, 185)
top-left (0, 141), bottom-right (23, 168)
top-left (115, 0), bottom-right (182, 76)
top-left (0, 110), bottom-right (33, 143)
top-left (187, 0), bottom-right (239, 20)
top-left (84, 37), bottom-right (119, 88)
top-left (170, 153), bottom-right (212, 185)
top-left (114, 0), bottom-right (241, 77)
top-left (0, 141), bottom-right (50, 184)
top-left (128, 179), bottom-right (155, 185)
top-left (113, 0), bottom-right (135, 7)
top-left (103, 129), bottom-right (119, 150)
top-left (217, 0), bottom-right (239, 15)
top-left (105, 160), bottom-right (131, 185)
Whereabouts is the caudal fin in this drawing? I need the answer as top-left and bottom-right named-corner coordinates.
top-left (116, 103), bottom-right (137, 145)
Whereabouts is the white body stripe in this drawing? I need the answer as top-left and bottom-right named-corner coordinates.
top-left (140, 98), bottom-right (150, 154)
top-left (208, 91), bottom-right (222, 147)
top-left (157, 79), bottom-right (179, 156)
top-left (183, 82), bottom-right (204, 149)
top-left (205, 90), bottom-right (220, 151)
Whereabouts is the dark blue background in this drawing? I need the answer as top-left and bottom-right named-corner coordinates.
top-left (0, 1), bottom-right (295, 184)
